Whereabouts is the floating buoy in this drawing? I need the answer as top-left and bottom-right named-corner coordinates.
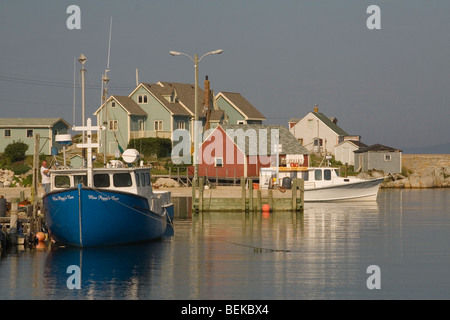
top-left (36, 232), bottom-right (46, 242)
top-left (262, 204), bottom-right (271, 212)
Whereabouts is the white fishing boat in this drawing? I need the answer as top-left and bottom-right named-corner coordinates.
top-left (259, 166), bottom-right (384, 202)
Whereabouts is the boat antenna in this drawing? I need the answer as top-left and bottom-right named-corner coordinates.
top-left (102, 16), bottom-right (112, 166)
top-left (73, 56), bottom-right (76, 126)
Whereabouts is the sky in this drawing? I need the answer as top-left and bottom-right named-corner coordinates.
top-left (0, 0), bottom-right (449, 153)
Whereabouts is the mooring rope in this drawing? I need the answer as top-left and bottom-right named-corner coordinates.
top-left (90, 187), bottom-right (168, 225)
top-left (227, 241), bottom-right (291, 253)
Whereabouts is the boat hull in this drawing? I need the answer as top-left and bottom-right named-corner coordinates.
top-left (43, 186), bottom-right (167, 247)
top-left (304, 178), bottom-right (383, 202)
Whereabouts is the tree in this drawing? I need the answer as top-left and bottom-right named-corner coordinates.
top-left (4, 140), bottom-right (29, 163)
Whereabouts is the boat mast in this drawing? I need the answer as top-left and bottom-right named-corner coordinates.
top-left (73, 118), bottom-right (103, 187)
top-left (102, 17), bottom-right (113, 167)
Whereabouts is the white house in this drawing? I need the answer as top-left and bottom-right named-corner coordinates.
top-left (289, 105), bottom-right (359, 156)
top-left (334, 140), bottom-right (367, 166)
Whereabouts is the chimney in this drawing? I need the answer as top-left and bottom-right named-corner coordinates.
top-left (204, 75), bottom-right (211, 130)
top-left (314, 104), bottom-right (319, 113)
top-left (204, 75), bottom-right (210, 110)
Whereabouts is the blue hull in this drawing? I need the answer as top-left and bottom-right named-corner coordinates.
top-left (43, 186), bottom-right (167, 247)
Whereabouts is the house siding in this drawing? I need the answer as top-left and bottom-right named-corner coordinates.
top-left (290, 112), bottom-right (343, 155)
top-left (97, 99), bottom-right (129, 153)
top-left (0, 119), bottom-right (69, 156)
top-left (130, 87), bottom-right (172, 138)
top-left (355, 151), bottom-right (401, 174)
top-left (216, 96), bottom-right (245, 124)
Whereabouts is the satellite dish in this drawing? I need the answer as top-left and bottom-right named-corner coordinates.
top-left (55, 134), bottom-right (72, 145)
top-left (122, 149), bottom-right (140, 164)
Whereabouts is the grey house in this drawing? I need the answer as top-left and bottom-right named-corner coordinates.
top-left (354, 144), bottom-right (402, 174)
top-left (0, 118), bottom-right (71, 156)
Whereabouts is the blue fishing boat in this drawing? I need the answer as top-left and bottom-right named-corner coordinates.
top-left (43, 119), bottom-right (171, 247)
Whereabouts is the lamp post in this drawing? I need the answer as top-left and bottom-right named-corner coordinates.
top-left (170, 49), bottom-right (223, 186)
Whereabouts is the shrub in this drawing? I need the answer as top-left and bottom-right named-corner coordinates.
top-left (4, 140), bottom-right (29, 163)
top-left (127, 138), bottom-right (172, 158)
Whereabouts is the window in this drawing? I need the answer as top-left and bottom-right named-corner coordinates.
top-left (113, 173), bottom-right (132, 187)
top-left (135, 173), bottom-right (140, 187)
top-left (314, 169), bottom-right (322, 181)
top-left (385, 154), bottom-right (392, 161)
top-left (176, 121), bottom-right (185, 130)
top-left (109, 120), bottom-right (118, 131)
top-left (237, 120), bottom-right (245, 124)
top-left (138, 94), bottom-right (148, 104)
top-left (138, 120), bottom-right (144, 131)
top-left (214, 157), bottom-right (223, 167)
top-left (308, 119), bottom-right (314, 129)
top-left (302, 171), bottom-right (309, 181)
top-left (55, 175), bottom-right (70, 188)
top-left (4, 129), bottom-right (11, 137)
top-left (154, 120), bottom-right (163, 131)
top-left (324, 169), bottom-right (332, 181)
top-left (94, 174), bottom-right (110, 188)
top-left (141, 173), bottom-right (146, 186)
top-left (146, 173), bottom-right (150, 186)
top-left (111, 101), bottom-right (116, 107)
top-left (27, 129), bottom-right (33, 138)
top-left (74, 175), bottom-right (87, 186)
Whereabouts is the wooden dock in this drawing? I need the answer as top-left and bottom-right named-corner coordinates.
top-left (188, 177), bottom-right (304, 212)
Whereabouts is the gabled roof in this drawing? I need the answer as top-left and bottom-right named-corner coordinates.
top-left (93, 95), bottom-right (147, 116)
top-left (218, 124), bottom-right (308, 156)
top-left (0, 118), bottom-right (70, 128)
top-left (311, 111), bottom-right (348, 136)
top-left (216, 92), bottom-right (266, 120)
top-left (354, 144), bottom-right (402, 153)
top-left (336, 140), bottom-right (367, 148)
top-left (111, 96), bottom-right (147, 116)
top-left (140, 82), bottom-right (198, 116)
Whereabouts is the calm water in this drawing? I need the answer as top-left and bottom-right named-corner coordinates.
top-left (0, 189), bottom-right (449, 300)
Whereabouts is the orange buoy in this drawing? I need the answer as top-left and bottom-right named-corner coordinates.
top-left (36, 232), bottom-right (46, 242)
top-left (262, 204), bottom-right (270, 212)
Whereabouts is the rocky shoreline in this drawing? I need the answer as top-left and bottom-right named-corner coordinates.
top-left (358, 164), bottom-right (450, 188)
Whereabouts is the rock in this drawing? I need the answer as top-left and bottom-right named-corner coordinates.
top-left (153, 178), bottom-right (180, 188)
top-left (356, 172), bottom-right (372, 180)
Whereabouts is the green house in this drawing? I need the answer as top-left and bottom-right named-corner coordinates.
top-left (215, 92), bottom-right (266, 125)
top-left (0, 118), bottom-right (70, 156)
top-left (94, 80), bottom-right (266, 155)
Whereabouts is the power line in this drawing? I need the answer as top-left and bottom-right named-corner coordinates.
top-left (0, 73), bottom-right (134, 91)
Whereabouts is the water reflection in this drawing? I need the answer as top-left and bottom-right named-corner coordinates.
top-left (42, 228), bottom-right (173, 300)
top-left (7, 190), bottom-right (449, 299)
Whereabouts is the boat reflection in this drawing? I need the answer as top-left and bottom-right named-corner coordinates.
top-left (43, 227), bottom-right (173, 299)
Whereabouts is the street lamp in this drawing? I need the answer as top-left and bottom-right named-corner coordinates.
top-left (170, 49), bottom-right (223, 186)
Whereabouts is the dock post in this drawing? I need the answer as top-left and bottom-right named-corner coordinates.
top-left (199, 177), bottom-right (204, 212)
top-left (268, 189), bottom-right (273, 210)
top-left (192, 179), bottom-right (197, 212)
top-left (241, 177), bottom-right (246, 211)
top-left (8, 201), bottom-right (18, 245)
top-left (292, 178), bottom-right (304, 211)
top-left (299, 179), bottom-right (304, 210)
top-left (256, 189), bottom-right (261, 212)
top-left (249, 178), bottom-right (253, 212)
